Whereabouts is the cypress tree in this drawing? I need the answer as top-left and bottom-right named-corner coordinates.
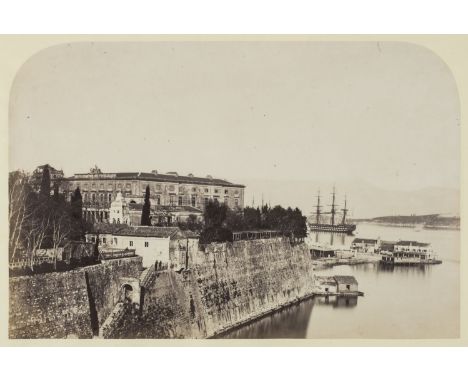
top-left (53, 183), bottom-right (60, 202)
top-left (71, 187), bottom-right (83, 220)
top-left (141, 185), bottom-right (151, 226)
top-left (70, 187), bottom-right (84, 241)
top-left (40, 165), bottom-right (51, 197)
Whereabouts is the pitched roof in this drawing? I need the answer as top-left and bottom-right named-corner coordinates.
top-left (67, 171), bottom-right (245, 188)
top-left (352, 238), bottom-right (377, 244)
top-left (396, 241), bottom-right (430, 247)
top-left (128, 203), bottom-right (202, 214)
top-left (89, 223), bottom-right (128, 234)
top-left (333, 275), bottom-right (358, 285)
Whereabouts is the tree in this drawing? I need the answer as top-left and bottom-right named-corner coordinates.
top-left (40, 165), bottom-right (51, 197)
top-left (9, 171), bottom-right (34, 262)
top-left (203, 199), bottom-right (227, 228)
top-left (70, 187), bottom-right (85, 240)
top-left (141, 185), bottom-right (151, 226)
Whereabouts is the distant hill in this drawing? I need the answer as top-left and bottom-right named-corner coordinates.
top-left (238, 178), bottom-right (459, 219)
top-left (350, 214), bottom-right (460, 229)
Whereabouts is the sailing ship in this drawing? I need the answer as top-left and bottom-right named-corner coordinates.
top-left (308, 187), bottom-right (356, 234)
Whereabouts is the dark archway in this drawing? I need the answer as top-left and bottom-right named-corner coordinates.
top-left (121, 284), bottom-right (133, 303)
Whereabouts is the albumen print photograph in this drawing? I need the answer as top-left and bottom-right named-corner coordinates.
top-left (8, 40), bottom-right (460, 340)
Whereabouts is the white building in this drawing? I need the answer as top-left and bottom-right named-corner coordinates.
top-left (350, 238), bottom-right (380, 253)
top-left (394, 241), bottom-right (432, 255)
top-left (86, 224), bottom-right (197, 268)
top-left (109, 192), bottom-right (130, 225)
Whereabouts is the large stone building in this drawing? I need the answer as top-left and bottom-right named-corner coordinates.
top-left (60, 166), bottom-right (245, 223)
top-left (31, 164), bottom-right (64, 192)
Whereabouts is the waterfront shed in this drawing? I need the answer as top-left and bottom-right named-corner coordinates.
top-left (333, 275), bottom-right (358, 293)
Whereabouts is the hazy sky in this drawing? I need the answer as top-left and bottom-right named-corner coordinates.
top-left (9, 41), bottom-right (460, 193)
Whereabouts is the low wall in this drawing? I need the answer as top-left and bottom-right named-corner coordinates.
top-left (110, 237), bottom-right (315, 338)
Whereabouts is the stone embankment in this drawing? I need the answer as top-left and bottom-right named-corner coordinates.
top-left (109, 237), bottom-right (316, 339)
top-left (10, 238), bottom-right (317, 339)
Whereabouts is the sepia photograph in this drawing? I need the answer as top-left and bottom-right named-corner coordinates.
top-left (5, 39), bottom-right (461, 341)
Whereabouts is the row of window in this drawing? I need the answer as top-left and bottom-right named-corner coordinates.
top-left (91, 236), bottom-right (150, 248)
top-left (70, 182), bottom-right (241, 196)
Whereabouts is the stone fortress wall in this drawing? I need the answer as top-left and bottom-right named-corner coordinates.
top-left (9, 238), bottom-right (315, 339)
top-left (9, 257), bottom-right (142, 339)
top-left (110, 237), bottom-right (315, 338)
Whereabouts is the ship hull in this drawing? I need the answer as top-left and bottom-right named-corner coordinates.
top-left (309, 223), bottom-right (356, 234)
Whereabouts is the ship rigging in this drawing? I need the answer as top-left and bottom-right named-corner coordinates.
top-left (309, 187), bottom-right (356, 234)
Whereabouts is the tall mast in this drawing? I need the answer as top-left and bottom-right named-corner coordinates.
top-left (330, 186), bottom-right (336, 226)
top-left (314, 189), bottom-right (322, 224)
top-left (341, 195), bottom-right (348, 225)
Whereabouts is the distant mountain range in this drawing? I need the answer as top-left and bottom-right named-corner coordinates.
top-left (238, 178), bottom-right (459, 219)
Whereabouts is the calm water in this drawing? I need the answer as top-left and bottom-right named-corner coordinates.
top-left (221, 223), bottom-right (460, 339)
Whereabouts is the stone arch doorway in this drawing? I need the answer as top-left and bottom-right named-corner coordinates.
top-left (121, 284), bottom-right (133, 303)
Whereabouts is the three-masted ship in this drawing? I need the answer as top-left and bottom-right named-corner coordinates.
top-left (308, 187), bottom-right (356, 234)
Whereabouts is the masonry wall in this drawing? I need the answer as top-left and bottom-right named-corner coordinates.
top-left (110, 237), bottom-right (315, 338)
top-left (9, 271), bottom-right (93, 339)
top-left (84, 257), bottom-right (143, 327)
top-left (9, 256), bottom-right (143, 339)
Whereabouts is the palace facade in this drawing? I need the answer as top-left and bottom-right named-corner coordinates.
top-left (60, 166), bottom-right (245, 223)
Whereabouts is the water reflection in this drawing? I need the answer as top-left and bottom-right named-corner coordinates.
top-left (314, 295), bottom-right (358, 309)
top-left (376, 263), bottom-right (430, 277)
top-left (311, 231), bottom-right (348, 247)
top-left (221, 224), bottom-right (459, 339)
top-left (220, 300), bottom-right (314, 339)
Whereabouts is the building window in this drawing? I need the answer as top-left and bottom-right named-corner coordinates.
top-left (114, 238), bottom-right (118, 245)
top-left (144, 241), bottom-right (149, 248)
top-left (108, 193), bottom-right (112, 202)
top-left (205, 188), bottom-right (209, 193)
top-left (156, 195), bottom-right (161, 205)
top-left (103, 237), bottom-right (106, 244)
top-left (234, 198), bottom-right (239, 207)
top-left (178, 196), bottom-right (183, 206)
top-left (224, 196), bottom-right (229, 204)
top-left (224, 189), bottom-right (229, 194)
top-left (92, 193), bottom-right (96, 202)
top-left (100, 193), bottom-right (104, 202)
top-left (91, 237), bottom-right (96, 243)
top-left (126, 183), bottom-right (131, 189)
top-left (129, 241), bottom-right (133, 247)
top-left (170, 195), bottom-right (176, 206)
top-left (191, 195), bottom-right (196, 207)
top-left (214, 189), bottom-right (219, 194)
top-left (205, 197), bottom-right (209, 205)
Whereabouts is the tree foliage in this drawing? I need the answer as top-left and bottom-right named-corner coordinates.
top-left (199, 200), bottom-right (307, 244)
top-left (9, 170), bottom-right (89, 271)
top-left (40, 165), bottom-right (51, 197)
top-left (141, 185), bottom-right (151, 226)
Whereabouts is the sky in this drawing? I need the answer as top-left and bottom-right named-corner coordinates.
top-left (9, 41), bottom-right (460, 209)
